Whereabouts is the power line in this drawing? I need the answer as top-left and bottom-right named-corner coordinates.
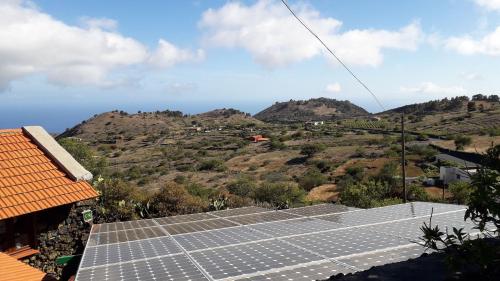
top-left (280, 0), bottom-right (386, 111)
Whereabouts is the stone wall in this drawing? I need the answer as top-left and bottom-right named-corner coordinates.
top-left (24, 200), bottom-right (96, 280)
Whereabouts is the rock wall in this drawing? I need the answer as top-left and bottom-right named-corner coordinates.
top-left (25, 200), bottom-right (96, 280)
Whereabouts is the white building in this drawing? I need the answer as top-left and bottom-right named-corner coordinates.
top-left (440, 166), bottom-right (476, 185)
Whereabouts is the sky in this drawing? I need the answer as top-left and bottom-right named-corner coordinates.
top-left (1, 0), bottom-right (500, 132)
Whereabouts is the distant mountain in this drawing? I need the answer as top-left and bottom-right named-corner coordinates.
top-left (378, 96), bottom-right (471, 116)
top-left (254, 97), bottom-right (369, 122)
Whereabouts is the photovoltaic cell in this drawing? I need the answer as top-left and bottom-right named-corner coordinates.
top-left (76, 254), bottom-right (209, 281)
top-left (337, 245), bottom-right (428, 271)
top-left (91, 219), bottom-right (157, 233)
top-left (86, 226), bottom-right (167, 246)
top-left (235, 261), bottom-right (353, 281)
top-left (225, 211), bottom-right (300, 225)
top-left (154, 212), bottom-right (218, 225)
top-left (189, 240), bottom-right (323, 280)
top-left (174, 226), bottom-right (271, 251)
top-left (162, 218), bottom-right (238, 235)
top-left (283, 204), bottom-right (357, 217)
top-left (316, 207), bottom-right (414, 226)
top-left (210, 206), bottom-right (270, 218)
top-left (80, 236), bottom-right (182, 269)
top-left (283, 227), bottom-right (411, 258)
top-left (247, 217), bottom-right (344, 237)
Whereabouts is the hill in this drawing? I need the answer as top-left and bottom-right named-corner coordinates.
top-left (254, 97), bottom-right (369, 123)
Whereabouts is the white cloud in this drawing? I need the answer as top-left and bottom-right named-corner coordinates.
top-left (460, 72), bottom-right (483, 80)
top-left (166, 82), bottom-right (198, 94)
top-left (149, 39), bottom-right (205, 68)
top-left (445, 27), bottom-right (500, 56)
top-left (199, 0), bottom-right (422, 68)
top-left (474, 0), bottom-right (500, 11)
top-left (400, 82), bottom-right (466, 95)
top-left (0, 1), bottom-right (203, 90)
top-left (80, 17), bottom-right (118, 31)
top-left (325, 82), bottom-right (341, 93)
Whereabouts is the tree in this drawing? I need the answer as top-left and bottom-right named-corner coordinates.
top-left (467, 101), bottom-right (476, 112)
top-left (58, 138), bottom-right (107, 176)
top-left (252, 182), bottom-right (306, 207)
top-left (340, 180), bottom-right (401, 208)
top-left (298, 169), bottom-right (327, 191)
top-left (300, 143), bottom-right (326, 158)
top-left (449, 181), bottom-right (473, 204)
top-left (454, 135), bottom-right (472, 150)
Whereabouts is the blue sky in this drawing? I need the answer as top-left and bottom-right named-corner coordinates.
top-left (1, 0), bottom-right (500, 132)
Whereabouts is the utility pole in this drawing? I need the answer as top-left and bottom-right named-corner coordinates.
top-left (401, 113), bottom-right (407, 203)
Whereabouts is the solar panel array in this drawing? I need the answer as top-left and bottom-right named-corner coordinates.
top-left (77, 202), bottom-right (474, 281)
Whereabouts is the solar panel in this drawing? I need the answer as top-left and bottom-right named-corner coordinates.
top-left (189, 240), bottom-right (323, 280)
top-left (174, 226), bottom-right (271, 251)
top-left (235, 260), bottom-right (353, 281)
top-left (80, 237), bottom-right (182, 269)
top-left (225, 210), bottom-right (300, 225)
top-left (283, 203), bottom-right (357, 217)
top-left (283, 227), bottom-right (412, 258)
top-left (91, 219), bottom-right (157, 233)
top-left (154, 212), bottom-right (218, 225)
top-left (86, 226), bottom-right (167, 246)
top-left (337, 244), bottom-right (428, 271)
top-left (162, 218), bottom-right (238, 235)
top-left (76, 254), bottom-right (209, 281)
top-left (248, 217), bottom-right (344, 237)
top-left (210, 206), bottom-right (270, 217)
top-left (77, 202), bottom-right (478, 281)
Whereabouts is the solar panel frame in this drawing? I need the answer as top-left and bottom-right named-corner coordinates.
top-left (282, 204), bottom-right (358, 217)
top-left (209, 206), bottom-right (270, 218)
top-left (173, 226), bottom-right (272, 251)
top-left (76, 253), bottom-right (210, 281)
top-left (225, 210), bottom-right (301, 225)
top-left (189, 239), bottom-right (324, 280)
top-left (86, 226), bottom-right (167, 246)
top-left (162, 218), bottom-right (239, 235)
top-left (247, 217), bottom-right (345, 237)
top-left (80, 236), bottom-right (183, 269)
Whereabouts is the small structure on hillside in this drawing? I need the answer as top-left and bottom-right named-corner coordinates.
top-left (439, 166), bottom-right (476, 185)
top-left (249, 135), bottom-right (269, 142)
top-left (0, 126), bottom-right (98, 274)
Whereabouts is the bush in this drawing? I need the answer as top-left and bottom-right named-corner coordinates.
top-left (448, 181), bottom-right (473, 205)
top-left (298, 169), bottom-right (327, 191)
top-left (454, 135), bottom-right (472, 151)
top-left (252, 182), bottom-right (306, 207)
top-left (198, 159), bottom-right (227, 172)
top-left (227, 176), bottom-right (256, 197)
top-left (340, 180), bottom-right (401, 208)
top-left (300, 143), bottom-right (326, 158)
top-left (407, 184), bottom-right (429, 201)
top-left (149, 183), bottom-right (206, 217)
top-left (58, 138), bottom-right (107, 176)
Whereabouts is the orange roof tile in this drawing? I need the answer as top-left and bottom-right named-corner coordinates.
top-left (0, 252), bottom-right (46, 281)
top-left (0, 129), bottom-right (99, 220)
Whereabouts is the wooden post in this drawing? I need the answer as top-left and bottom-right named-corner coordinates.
top-left (401, 113), bottom-right (407, 203)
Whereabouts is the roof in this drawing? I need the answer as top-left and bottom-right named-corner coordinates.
top-left (0, 127), bottom-right (98, 220)
top-left (0, 252), bottom-right (46, 281)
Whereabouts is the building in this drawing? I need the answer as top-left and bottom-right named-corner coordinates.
top-left (0, 126), bottom-right (98, 280)
top-left (249, 135), bottom-right (269, 142)
top-left (439, 166), bottom-right (476, 185)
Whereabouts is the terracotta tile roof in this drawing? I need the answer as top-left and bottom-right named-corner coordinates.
top-left (0, 252), bottom-right (46, 281)
top-left (0, 129), bottom-right (98, 220)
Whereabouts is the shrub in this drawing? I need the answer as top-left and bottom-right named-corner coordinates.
top-left (454, 135), bottom-right (472, 151)
top-left (227, 176), bottom-right (256, 197)
top-left (58, 138), bottom-right (107, 176)
top-left (149, 183), bottom-right (206, 217)
top-left (407, 184), bottom-right (429, 201)
top-left (252, 182), bottom-right (306, 207)
top-left (300, 143), bottom-right (326, 158)
top-left (345, 166), bottom-right (365, 181)
top-left (198, 159), bottom-right (227, 172)
top-left (448, 181), bottom-right (473, 205)
top-left (298, 169), bottom-right (327, 191)
top-left (340, 180), bottom-right (400, 208)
